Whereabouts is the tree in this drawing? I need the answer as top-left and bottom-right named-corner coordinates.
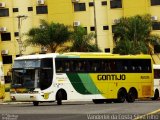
top-left (25, 20), bottom-right (72, 53)
top-left (113, 14), bottom-right (160, 55)
top-left (61, 26), bottom-right (101, 52)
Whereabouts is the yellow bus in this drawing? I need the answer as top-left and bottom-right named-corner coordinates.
top-left (10, 53), bottom-right (154, 106)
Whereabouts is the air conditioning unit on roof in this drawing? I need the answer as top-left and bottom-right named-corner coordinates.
top-left (72, 0), bottom-right (79, 3)
top-left (0, 2), bottom-right (5, 7)
top-left (0, 27), bottom-right (7, 32)
top-left (151, 16), bottom-right (158, 21)
top-left (1, 50), bottom-right (9, 55)
top-left (73, 21), bottom-right (80, 26)
top-left (37, 0), bottom-right (45, 5)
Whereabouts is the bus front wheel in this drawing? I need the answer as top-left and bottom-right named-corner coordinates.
top-left (92, 99), bottom-right (104, 104)
top-left (116, 89), bottom-right (126, 103)
top-left (56, 91), bottom-right (62, 105)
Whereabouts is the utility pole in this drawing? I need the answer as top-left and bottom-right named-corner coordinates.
top-left (16, 15), bottom-right (28, 56)
top-left (93, 0), bottom-right (98, 48)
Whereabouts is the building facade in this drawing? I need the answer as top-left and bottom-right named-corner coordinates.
top-left (0, 0), bottom-right (160, 81)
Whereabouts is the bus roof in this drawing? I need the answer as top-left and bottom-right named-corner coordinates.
top-left (15, 53), bottom-right (59, 60)
top-left (60, 52), bottom-right (151, 59)
top-left (14, 52), bottom-right (152, 60)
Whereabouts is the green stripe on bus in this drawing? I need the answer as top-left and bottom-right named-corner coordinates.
top-left (78, 74), bottom-right (100, 94)
top-left (67, 73), bottom-right (91, 94)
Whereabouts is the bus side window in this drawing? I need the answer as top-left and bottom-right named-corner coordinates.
top-left (90, 61), bottom-right (99, 72)
top-left (85, 61), bottom-right (91, 72)
top-left (69, 61), bottom-right (74, 72)
top-left (116, 60), bottom-right (123, 72)
top-left (104, 61), bottom-right (111, 72)
top-left (99, 60), bottom-right (105, 72)
top-left (109, 61), bottom-right (115, 72)
top-left (64, 62), bottom-right (70, 72)
top-left (56, 60), bottom-right (63, 72)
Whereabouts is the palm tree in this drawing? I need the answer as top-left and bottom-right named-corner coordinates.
top-left (62, 26), bottom-right (101, 52)
top-left (25, 20), bottom-right (72, 53)
top-left (113, 14), bottom-right (160, 55)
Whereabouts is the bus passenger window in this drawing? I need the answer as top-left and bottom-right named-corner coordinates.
top-left (76, 62), bottom-right (84, 72)
top-left (138, 66), bottom-right (142, 71)
top-left (64, 62), bottom-right (70, 72)
top-left (124, 66), bottom-right (128, 71)
top-left (55, 60), bottom-right (63, 73)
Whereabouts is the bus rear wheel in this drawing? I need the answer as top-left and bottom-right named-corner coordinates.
top-left (33, 101), bottom-right (39, 106)
top-left (105, 99), bottom-right (113, 103)
top-left (126, 90), bottom-right (136, 103)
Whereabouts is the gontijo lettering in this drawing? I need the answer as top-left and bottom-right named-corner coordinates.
top-left (98, 74), bottom-right (126, 80)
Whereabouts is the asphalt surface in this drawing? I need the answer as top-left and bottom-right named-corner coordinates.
top-left (0, 100), bottom-right (160, 120)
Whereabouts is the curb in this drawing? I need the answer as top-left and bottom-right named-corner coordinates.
top-left (0, 102), bottom-right (31, 105)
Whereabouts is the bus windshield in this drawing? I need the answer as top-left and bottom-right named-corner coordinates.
top-left (12, 58), bottom-right (53, 90)
top-left (12, 69), bottom-right (38, 89)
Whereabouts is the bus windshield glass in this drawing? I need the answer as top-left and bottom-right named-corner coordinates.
top-left (12, 58), bottom-right (53, 90)
top-left (12, 69), bottom-right (37, 89)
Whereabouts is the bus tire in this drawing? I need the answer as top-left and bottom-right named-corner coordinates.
top-left (92, 99), bottom-right (104, 104)
top-left (152, 89), bottom-right (159, 100)
top-left (33, 101), bottom-right (39, 106)
top-left (105, 99), bottom-right (113, 103)
top-left (56, 91), bottom-right (62, 105)
top-left (116, 89), bottom-right (127, 103)
top-left (126, 89), bottom-right (137, 103)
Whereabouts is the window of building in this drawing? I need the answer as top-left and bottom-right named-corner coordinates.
top-left (74, 3), bottom-right (86, 11)
top-left (103, 26), bottom-right (109, 30)
top-left (2, 55), bottom-right (12, 64)
top-left (151, 0), bottom-right (160, 6)
top-left (36, 6), bottom-right (48, 14)
top-left (110, 0), bottom-right (122, 8)
top-left (89, 2), bottom-right (94, 7)
top-left (105, 48), bottom-right (110, 53)
top-left (0, 8), bottom-right (9, 17)
top-left (16, 55), bottom-right (20, 57)
top-left (102, 1), bottom-right (107, 6)
top-left (13, 8), bottom-right (19, 12)
top-left (90, 26), bottom-right (95, 31)
top-left (154, 45), bottom-right (160, 53)
top-left (28, 7), bottom-right (33, 11)
top-left (1, 33), bottom-right (11, 41)
top-left (152, 22), bottom-right (160, 30)
top-left (14, 32), bottom-right (19, 37)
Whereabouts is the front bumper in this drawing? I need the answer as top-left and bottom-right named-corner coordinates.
top-left (10, 93), bottom-right (44, 102)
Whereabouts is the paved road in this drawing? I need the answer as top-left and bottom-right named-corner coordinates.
top-left (0, 100), bottom-right (160, 120)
